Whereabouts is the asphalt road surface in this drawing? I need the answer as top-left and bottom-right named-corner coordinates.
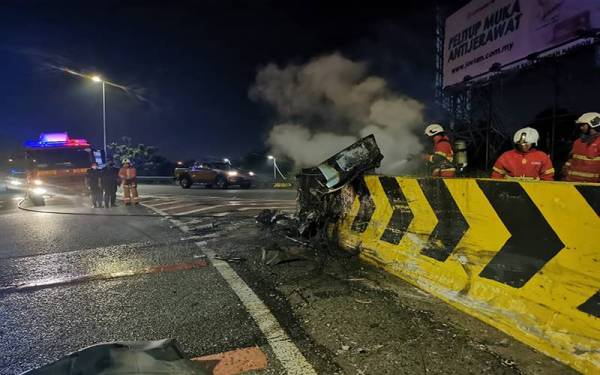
top-left (0, 184), bottom-right (576, 374)
top-left (0, 185), bottom-right (298, 374)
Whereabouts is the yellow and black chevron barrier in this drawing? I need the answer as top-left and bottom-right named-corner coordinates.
top-left (336, 176), bottom-right (599, 374)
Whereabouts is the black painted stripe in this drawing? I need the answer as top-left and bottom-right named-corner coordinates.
top-left (351, 177), bottom-right (375, 233)
top-left (578, 291), bottom-right (600, 318)
top-left (575, 185), bottom-right (600, 217)
top-left (379, 176), bottom-right (414, 244)
top-left (477, 180), bottom-right (565, 288)
top-left (418, 179), bottom-right (469, 262)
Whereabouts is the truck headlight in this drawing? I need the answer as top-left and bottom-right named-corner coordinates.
top-left (227, 171), bottom-right (238, 177)
top-left (32, 187), bottom-right (47, 195)
top-left (33, 179), bottom-right (43, 186)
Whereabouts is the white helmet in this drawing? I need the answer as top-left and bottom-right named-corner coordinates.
top-left (122, 158), bottom-right (131, 165)
top-left (575, 112), bottom-right (600, 128)
top-left (424, 124), bottom-right (445, 137)
top-left (513, 127), bottom-right (539, 146)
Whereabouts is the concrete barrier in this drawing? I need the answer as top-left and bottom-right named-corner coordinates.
top-left (335, 176), bottom-right (599, 374)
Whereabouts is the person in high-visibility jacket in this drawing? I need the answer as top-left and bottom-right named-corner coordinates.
top-left (118, 159), bottom-right (139, 205)
top-left (564, 112), bottom-right (600, 183)
top-left (423, 124), bottom-right (456, 177)
top-left (492, 127), bottom-right (554, 180)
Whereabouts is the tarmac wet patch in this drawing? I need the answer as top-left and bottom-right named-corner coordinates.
top-left (0, 259), bottom-right (208, 294)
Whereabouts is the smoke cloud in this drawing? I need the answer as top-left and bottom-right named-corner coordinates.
top-left (250, 52), bottom-right (426, 173)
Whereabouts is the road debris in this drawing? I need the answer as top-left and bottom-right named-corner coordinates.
top-left (256, 135), bottom-right (383, 268)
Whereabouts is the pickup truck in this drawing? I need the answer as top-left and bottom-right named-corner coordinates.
top-left (174, 161), bottom-right (255, 189)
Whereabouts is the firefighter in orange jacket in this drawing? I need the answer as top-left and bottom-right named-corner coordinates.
top-left (119, 159), bottom-right (139, 205)
top-left (492, 127), bottom-right (554, 180)
top-left (423, 124), bottom-right (456, 177)
top-left (564, 112), bottom-right (600, 183)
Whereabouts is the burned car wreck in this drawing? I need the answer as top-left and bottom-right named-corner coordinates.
top-left (257, 134), bottom-right (383, 263)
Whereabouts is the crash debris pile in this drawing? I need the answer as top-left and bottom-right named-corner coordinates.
top-left (256, 135), bottom-right (383, 264)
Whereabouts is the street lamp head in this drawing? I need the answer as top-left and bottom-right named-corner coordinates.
top-left (267, 155), bottom-right (274, 160)
top-left (91, 75), bottom-right (102, 83)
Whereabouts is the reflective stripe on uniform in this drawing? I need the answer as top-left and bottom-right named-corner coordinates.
top-left (568, 170), bottom-right (600, 178)
top-left (434, 151), bottom-right (453, 161)
top-left (493, 167), bottom-right (507, 175)
top-left (542, 168), bottom-right (555, 175)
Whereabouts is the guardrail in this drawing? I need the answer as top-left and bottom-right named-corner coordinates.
top-left (136, 176), bottom-right (175, 185)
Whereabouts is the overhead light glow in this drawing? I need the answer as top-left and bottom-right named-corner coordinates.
top-left (249, 171), bottom-right (255, 176)
top-left (267, 155), bottom-right (274, 160)
top-left (91, 75), bottom-right (102, 83)
top-left (32, 187), bottom-right (47, 195)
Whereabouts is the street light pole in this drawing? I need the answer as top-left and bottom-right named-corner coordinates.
top-left (102, 80), bottom-right (107, 157)
top-left (267, 155), bottom-right (286, 183)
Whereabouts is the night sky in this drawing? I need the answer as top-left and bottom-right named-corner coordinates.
top-left (0, 0), bottom-right (464, 161)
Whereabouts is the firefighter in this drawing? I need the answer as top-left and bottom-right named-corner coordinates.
top-left (492, 127), bottom-right (554, 180)
top-left (119, 159), bottom-right (139, 205)
top-left (423, 124), bottom-right (456, 177)
top-left (564, 112), bottom-right (600, 183)
top-left (86, 162), bottom-right (103, 208)
top-left (101, 160), bottom-right (120, 208)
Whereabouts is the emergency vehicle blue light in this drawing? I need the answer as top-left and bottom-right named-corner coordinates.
top-left (24, 132), bottom-right (89, 148)
top-left (40, 132), bottom-right (69, 143)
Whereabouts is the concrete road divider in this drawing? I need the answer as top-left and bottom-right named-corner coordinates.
top-left (334, 176), bottom-right (600, 374)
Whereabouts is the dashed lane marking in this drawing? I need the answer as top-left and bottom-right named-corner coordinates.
top-left (143, 202), bottom-right (317, 375)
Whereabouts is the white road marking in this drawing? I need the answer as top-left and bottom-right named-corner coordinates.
top-left (142, 202), bottom-right (316, 374)
top-left (212, 212), bottom-right (230, 217)
top-left (161, 203), bottom-right (208, 212)
top-left (237, 206), bottom-right (296, 211)
top-left (144, 199), bottom-right (186, 208)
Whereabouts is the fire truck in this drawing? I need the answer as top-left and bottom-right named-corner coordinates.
top-left (22, 133), bottom-right (104, 206)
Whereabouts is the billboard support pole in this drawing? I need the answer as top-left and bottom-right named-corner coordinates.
top-left (551, 62), bottom-right (559, 160)
top-left (486, 85), bottom-right (492, 169)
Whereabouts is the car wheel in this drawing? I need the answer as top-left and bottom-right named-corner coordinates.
top-left (179, 176), bottom-right (193, 189)
top-left (215, 176), bottom-right (228, 189)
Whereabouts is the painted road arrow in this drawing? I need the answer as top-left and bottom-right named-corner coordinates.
top-left (378, 176), bottom-right (414, 244)
top-left (477, 180), bottom-right (565, 288)
top-left (418, 179), bottom-right (469, 262)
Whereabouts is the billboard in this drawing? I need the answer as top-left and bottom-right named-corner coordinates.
top-left (443, 0), bottom-right (600, 88)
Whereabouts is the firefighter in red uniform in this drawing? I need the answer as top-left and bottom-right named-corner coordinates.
top-left (491, 127), bottom-right (554, 180)
top-left (119, 159), bottom-right (139, 205)
top-left (423, 124), bottom-right (456, 177)
top-left (564, 112), bottom-right (600, 183)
